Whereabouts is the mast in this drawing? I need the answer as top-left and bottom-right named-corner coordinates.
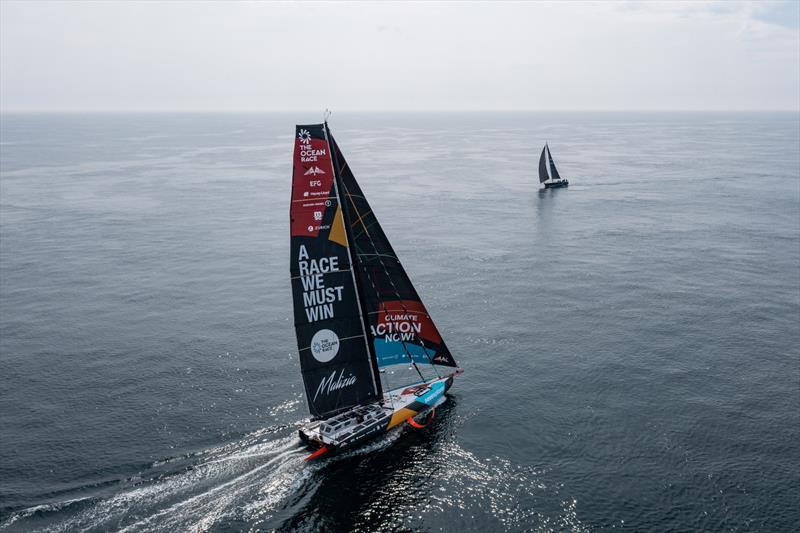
top-left (323, 122), bottom-right (383, 398)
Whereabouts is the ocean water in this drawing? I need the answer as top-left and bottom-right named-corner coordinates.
top-left (0, 111), bottom-right (798, 532)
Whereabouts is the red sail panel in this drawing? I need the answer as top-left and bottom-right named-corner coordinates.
top-left (375, 300), bottom-right (442, 345)
top-left (291, 132), bottom-right (336, 238)
top-left (290, 124), bottom-right (379, 418)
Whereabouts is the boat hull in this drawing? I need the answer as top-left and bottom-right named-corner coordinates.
top-left (544, 179), bottom-right (569, 189)
top-left (299, 373), bottom-right (457, 457)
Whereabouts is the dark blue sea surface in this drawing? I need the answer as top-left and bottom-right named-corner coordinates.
top-left (0, 112), bottom-right (798, 532)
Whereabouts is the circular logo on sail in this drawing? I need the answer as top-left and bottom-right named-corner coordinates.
top-left (310, 329), bottom-right (340, 363)
top-left (298, 129), bottom-right (312, 145)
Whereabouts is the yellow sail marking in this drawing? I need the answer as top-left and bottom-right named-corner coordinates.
top-left (328, 206), bottom-right (347, 247)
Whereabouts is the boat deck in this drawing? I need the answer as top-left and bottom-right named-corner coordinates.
top-left (299, 375), bottom-right (454, 450)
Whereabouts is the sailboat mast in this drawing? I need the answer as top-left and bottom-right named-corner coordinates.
top-left (323, 122), bottom-right (383, 398)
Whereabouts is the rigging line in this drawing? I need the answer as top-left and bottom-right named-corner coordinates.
top-left (350, 209), bottom-right (374, 229)
top-left (350, 220), bottom-right (381, 241)
top-left (341, 193), bottom-right (367, 200)
top-left (339, 173), bottom-right (442, 380)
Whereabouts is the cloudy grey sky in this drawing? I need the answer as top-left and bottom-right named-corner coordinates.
top-left (1, 0), bottom-right (798, 112)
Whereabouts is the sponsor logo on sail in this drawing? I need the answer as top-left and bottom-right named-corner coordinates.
top-left (310, 328), bottom-right (340, 363)
top-left (304, 166), bottom-right (325, 176)
top-left (298, 129), bottom-right (312, 145)
top-left (306, 224), bottom-right (330, 233)
top-left (313, 211), bottom-right (323, 221)
top-left (313, 368), bottom-right (357, 401)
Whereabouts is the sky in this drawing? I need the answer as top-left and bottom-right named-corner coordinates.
top-left (1, 0), bottom-right (798, 112)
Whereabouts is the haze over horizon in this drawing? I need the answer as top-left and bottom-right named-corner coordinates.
top-left (1, 0), bottom-right (799, 113)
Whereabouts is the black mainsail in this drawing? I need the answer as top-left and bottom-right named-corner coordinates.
top-left (290, 124), bottom-right (380, 418)
top-left (538, 145), bottom-right (550, 183)
top-left (290, 123), bottom-right (457, 419)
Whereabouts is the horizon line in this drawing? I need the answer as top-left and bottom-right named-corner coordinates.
top-left (1, 108), bottom-right (799, 114)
